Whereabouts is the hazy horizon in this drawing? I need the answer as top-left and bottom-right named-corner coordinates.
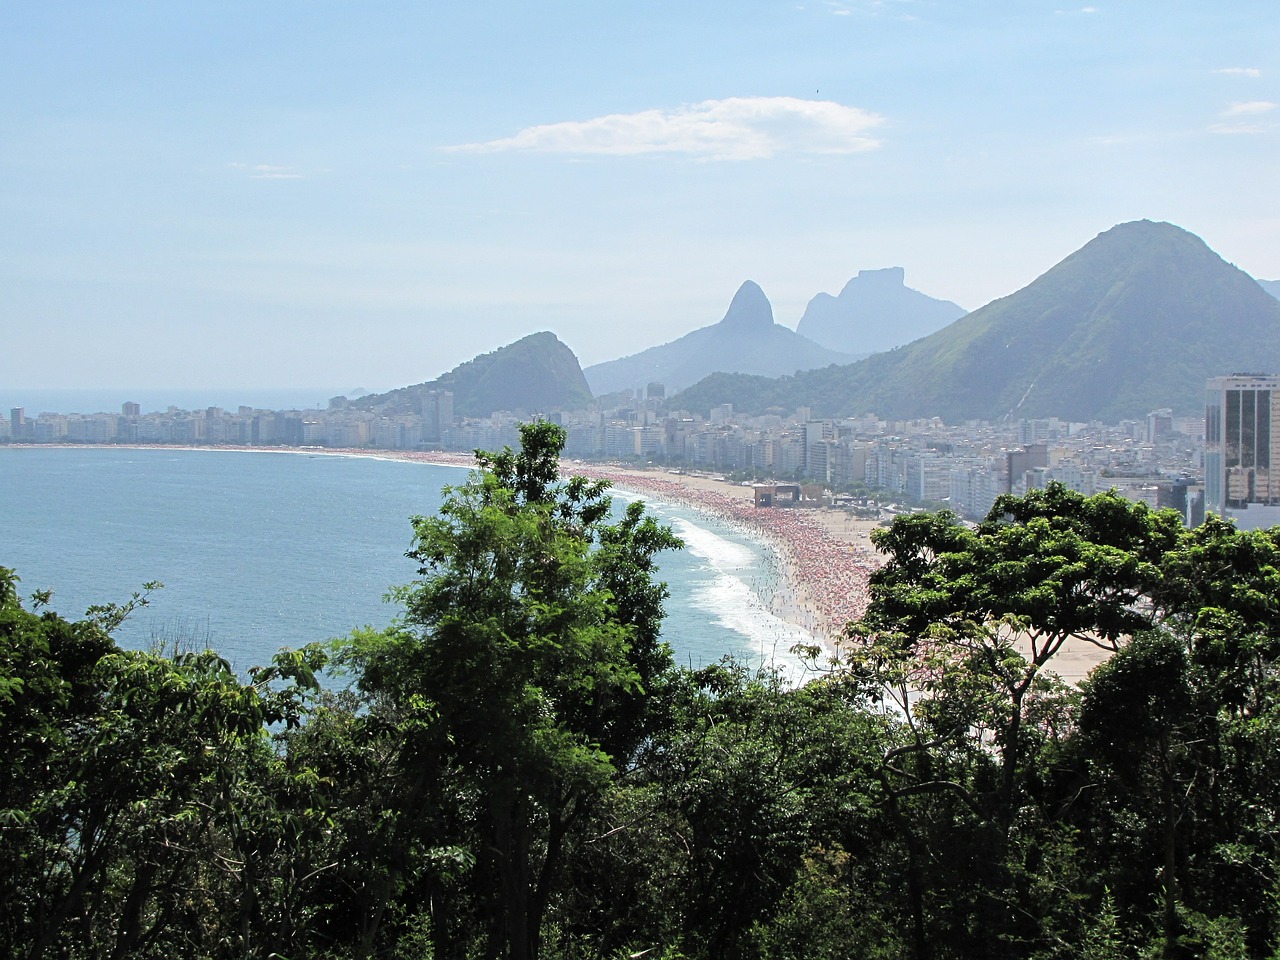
top-left (0, 387), bottom-right (356, 416)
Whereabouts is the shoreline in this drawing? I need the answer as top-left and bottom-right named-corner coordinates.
top-left (317, 449), bottom-right (882, 654)
top-left (6, 444), bottom-right (1112, 681)
top-left (564, 464), bottom-right (880, 656)
top-left (8, 443), bottom-right (875, 657)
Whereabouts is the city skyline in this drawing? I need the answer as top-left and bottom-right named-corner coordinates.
top-left (3, 2), bottom-right (1277, 392)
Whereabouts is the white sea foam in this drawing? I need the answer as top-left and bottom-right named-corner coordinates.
top-left (609, 489), bottom-right (816, 680)
top-left (667, 515), bottom-right (812, 681)
top-left (2, 451), bottom-right (812, 681)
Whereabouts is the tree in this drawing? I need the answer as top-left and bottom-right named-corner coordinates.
top-left (0, 565), bottom-right (339, 960)
top-left (1154, 516), bottom-right (1280, 715)
top-left (843, 484), bottom-right (1183, 956)
top-left (343, 421), bottom-right (682, 960)
top-left (1071, 517), bottom-right (1280, 959)
top-left (1077, 631), bottom-right (1204, 959)
top-left (848, 485), bottom-right (1180, 829)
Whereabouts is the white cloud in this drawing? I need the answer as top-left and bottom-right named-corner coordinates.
top-left (825, 0), bottom-right (876, 15)
top-left (1221, 100), bottom-right (1277, 117)
top-left (825, 0), bottom-right (921, 20)
top-left (228, 162), bottom-right (305, 180)
top-left (443, 97), bottom-right (884, 161)
top-left (1215, 67), bottom-right (1262, 78)
top-left (1209, 123), bottom-right (1269, 135)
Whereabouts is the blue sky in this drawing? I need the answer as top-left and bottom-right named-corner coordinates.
top-left (3, 1), bottom-right (1277, 394)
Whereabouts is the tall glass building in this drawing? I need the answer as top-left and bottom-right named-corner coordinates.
top-left (1205, 374), bottom-right (1280, 529)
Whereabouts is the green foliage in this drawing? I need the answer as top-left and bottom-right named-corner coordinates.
top-left (751, 845), bottom-right (905, 960)
top-left (12, 456), bottom-right (1280, 958)
top-left (841, 485), bottom-right (1280, 957)
top-left (339, 420), bottom-right (682, 960)
top-left (356, 331), bottom-right (595, 418)
top-left (847, 484), bottom-right (1180, 858)
top-left (0, 569), bottom-right (375, 960)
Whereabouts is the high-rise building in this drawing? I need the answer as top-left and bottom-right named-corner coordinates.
top-left (1205, 374), bottom-right (1280, 529)
top-left (1005, 443), bottom-right (1049, 495)
top-left (419, 388), bottom-right (454, 443)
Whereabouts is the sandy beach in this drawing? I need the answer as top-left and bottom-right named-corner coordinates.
top-left (563, 464), bottom-right (881, 655)
top-left (558, 463), bottom-right (1110, 684)
top-left (19, 442), bottom-right (1110, 682)
top-left (350, 451), bottom-right (878, 652)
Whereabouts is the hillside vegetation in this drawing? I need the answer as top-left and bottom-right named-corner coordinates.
top-left (357, 331), bottom-right (594, 417)
top-left (673, 221), bottom-right (1280, 421)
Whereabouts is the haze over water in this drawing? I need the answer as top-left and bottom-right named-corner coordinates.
top-left (0, 447), bottom-right (807, 678)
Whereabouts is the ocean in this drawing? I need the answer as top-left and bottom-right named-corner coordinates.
top-left (0, 447), bottom-right (810, 678)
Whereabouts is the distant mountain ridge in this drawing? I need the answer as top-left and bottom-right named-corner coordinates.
top-left (356, 331), bottom-right (594, 417)
top-left (583, 281), bottom-right (854, 396)
top-left (796, 267), bottom-right (967, 354)
top-left (1260, 278), bottom-right (1280, 300)
top-left (671, 221), bottom-right (1280, 422)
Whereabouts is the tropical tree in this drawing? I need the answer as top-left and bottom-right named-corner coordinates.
top-left (1070, 517), bottom-right (1280, 958)
top-left (0, 565), bottom-right (339, 960)
top-left (847, 484), bottom-right (1181, 829)
top-left (842, 484), bottom-right (1184, 956)
top-left (341, 421), bottom-right (682, 960)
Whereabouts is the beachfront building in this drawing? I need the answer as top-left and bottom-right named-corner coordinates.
top-left (950, 461), bottom-right (1002, 519)
top-left (903, 452), bottom-right (952, 504)
top-left (1205, 373), bottom-right (1280, 530)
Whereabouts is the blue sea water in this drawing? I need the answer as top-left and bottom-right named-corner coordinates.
top-left (0, 447), bottom-right (808, 677)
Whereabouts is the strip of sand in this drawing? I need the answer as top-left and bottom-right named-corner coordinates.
top-left (563, 464), bottom-right (1112, 684)
top-left (563, 465), bottom-right (880, 655)
top-left (309, 454), bottom-right (1116, 681)
top-left (21, 443), bottom-right (1109, 682)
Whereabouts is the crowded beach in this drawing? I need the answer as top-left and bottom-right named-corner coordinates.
top-left (567, 464), bottom-right (882, 651)
top-left (367, 449), bottom-right (882, 652)
top-left (380, 451), bottom-right (1110, 682)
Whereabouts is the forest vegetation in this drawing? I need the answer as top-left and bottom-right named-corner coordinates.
top-left (4, 422), bottom-right (1280, 959)
top-left (354, 333), bottom-right (595, 419)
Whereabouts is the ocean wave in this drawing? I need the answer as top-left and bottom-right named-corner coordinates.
top-left (667, 515), bottom-right (812, 681)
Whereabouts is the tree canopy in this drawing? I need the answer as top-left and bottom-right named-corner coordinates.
top-left (8, 471), bottom-right (1280, 959)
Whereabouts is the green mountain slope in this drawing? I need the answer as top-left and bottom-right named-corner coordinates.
top-left (356, 331), bottom-right (594, 417)
top-left (672, 221), bottom-right (1280, 421)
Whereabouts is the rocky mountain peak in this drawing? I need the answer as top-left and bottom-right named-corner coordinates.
top-left (719, 280), bottom-right (775, 330)
top-left (842, 266), bottom-right (905, 293)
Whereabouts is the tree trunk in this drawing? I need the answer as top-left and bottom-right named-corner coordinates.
top-left (489, 785), bottom-right (533, 960)
top-left (1161, 741), bottom-right (1179, 960)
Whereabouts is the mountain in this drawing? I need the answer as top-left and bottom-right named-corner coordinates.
top-left (1260, 278), bottom-right (1280, 300)
top-left (795, 267), bottom-right (967, 354)
top-left (356, 331), bottom-right (594, 417)
top-left (671, 221), bottom-right (1280, 422)
top-left (583, 281), bottom-right (854, 396)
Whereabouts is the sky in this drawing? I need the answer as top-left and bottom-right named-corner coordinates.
top-left (2, 1), bottom-right (1278, 396)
